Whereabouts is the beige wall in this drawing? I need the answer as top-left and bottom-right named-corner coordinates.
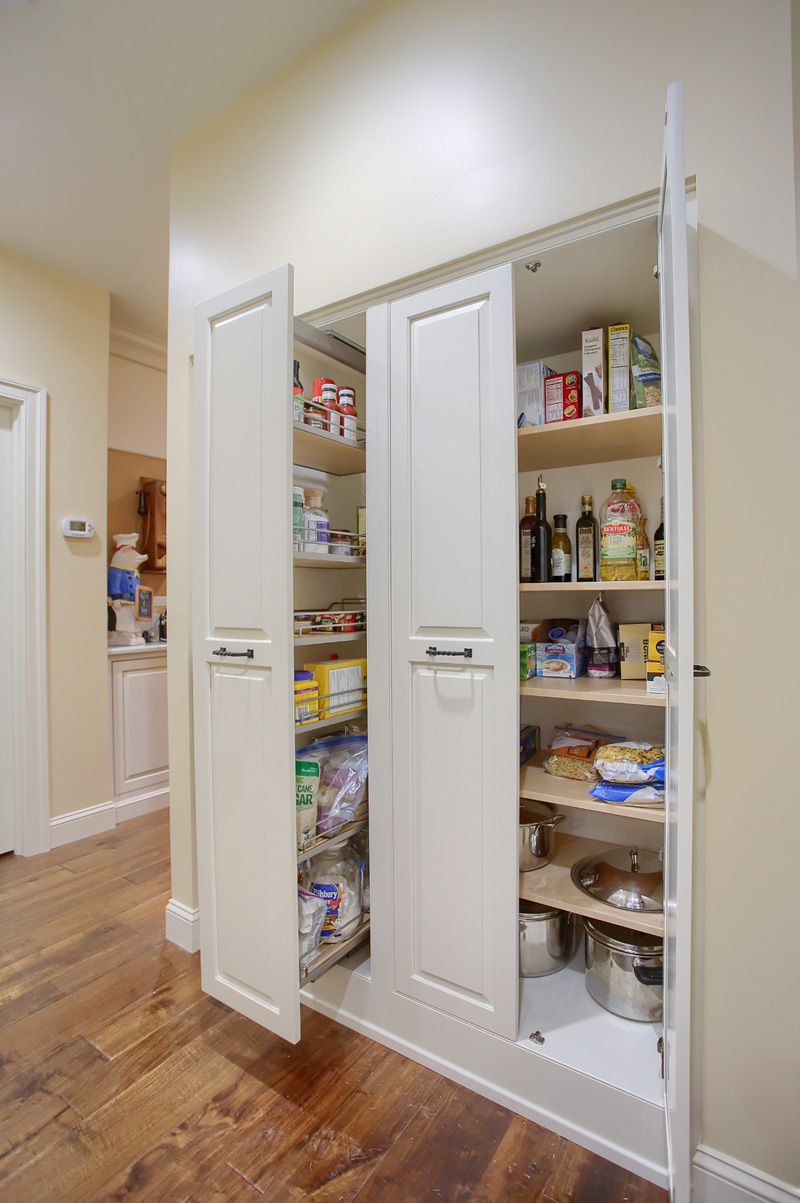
top-left (0, 244), bottom-right (110, 820)
top-left (167, 0), bottom-right (800, 1185)
top-left (108, 352), bottom-right (167, 460)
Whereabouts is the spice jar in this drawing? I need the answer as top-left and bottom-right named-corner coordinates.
top-left (329, 532), bottom-right (352, 557)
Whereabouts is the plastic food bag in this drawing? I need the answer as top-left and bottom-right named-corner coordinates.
top-left (302, 847), bottom-right (362, 942)
top-left (587, 593), bottom-right (618, 680)
top-left (298, 887), bottom-right (327, 965)
top-left (545, 724), bottom-right (624, 783)
top-left (295, 734), bottom-right (368, 848)
top-left (594, 742), bottom-right (666, 785)
top-left (630, 332), bottom-right (662, 409)
top-left (589, 781), bottom-right (665, 806)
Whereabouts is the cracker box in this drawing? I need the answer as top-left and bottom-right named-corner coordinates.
top-left (519, 724), bottom-right (540, 767)
top-left (581, 328), bottom-right (607, 417)
top-left (517, 360), bottom-right (556, 427)
top-left (619, 623), bottom-right (652, 681)
top-left (303, 657), bottom-right (367, 718)
top-left (520, 643), bottom-right (536, 681)
top-left (646, 628), bottom-right (666, 695)
top-left (609, 323), bottom-right (631, 412)
top-left (545, 371), bottom-right (582, 424)
top-left (535, 619), bottom-right (588, 678)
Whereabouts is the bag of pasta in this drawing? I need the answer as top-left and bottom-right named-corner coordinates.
top-left (594, 741), bottom-right (665, 785)
top-left (545, 724), bottom-right (624, 783)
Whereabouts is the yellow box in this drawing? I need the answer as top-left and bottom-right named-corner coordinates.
top-left (294, 677), bottom-right (319, 725)
top-left (609, 323), bottom-right (631, 413)
top-left (646, 628), bottom-right (666, 695)
top-left (619, 623), bottom-right (651, 681)
top-left (303, 658), bottom-right (367, 719)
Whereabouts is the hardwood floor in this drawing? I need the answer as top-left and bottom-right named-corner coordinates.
top-left (0, 811), bottom-right (669, 1201)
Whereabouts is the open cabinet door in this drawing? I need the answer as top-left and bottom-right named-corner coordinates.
top-left (193, 266), bottom-right (300, 1042)
top-left (659, 84), bottom-right (694, 1201)
top-left (388, 265), bottom-right (519, 1039)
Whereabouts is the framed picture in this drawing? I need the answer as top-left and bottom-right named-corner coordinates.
top-left (135, 585), bottom-right (153, 622)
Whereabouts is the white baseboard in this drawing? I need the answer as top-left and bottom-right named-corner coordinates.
top-left (165, 899), bottom-right (200, 953)
top-left (50, 800), bottom-right (116, 847)
top-left (693, 1146), bottom-right (800, 1203)
top-left (49, 788), bottom-right (170, 848)
top-left (115, 787), bottom-right (170, 822)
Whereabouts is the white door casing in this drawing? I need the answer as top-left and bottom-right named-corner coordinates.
top-left (192, 266), bottom-right (300, 1042)
top-left (388, 266), bottom-right (519, 1039)
top-left (659, 82), bottom-right (695, 1203)
top-left (0, 379), bottom-right (49, 857)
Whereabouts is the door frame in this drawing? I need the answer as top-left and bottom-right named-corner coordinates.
top-left (0, 377), bottom-right (49, 856)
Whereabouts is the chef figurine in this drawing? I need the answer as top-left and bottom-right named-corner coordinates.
top-left (107, 533), bottom-right (148, 645)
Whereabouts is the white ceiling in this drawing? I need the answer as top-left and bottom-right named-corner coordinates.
top-left (0, 0), bottom-right (378, 339)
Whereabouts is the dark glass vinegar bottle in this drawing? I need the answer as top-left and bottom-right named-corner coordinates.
top-left (519, 496), bottom-right (536, 583)
top-left (532, 475), bottom-right (552, 583)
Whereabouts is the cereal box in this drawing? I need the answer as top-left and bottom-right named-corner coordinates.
top-left (517, 360), bottom-right (556, 427)
top-left (581, 328), bottom-right (607, 417)
top-left (609, 324), bottom-right (631, 412)
top-left (545, 372), bottom-right (582, 423)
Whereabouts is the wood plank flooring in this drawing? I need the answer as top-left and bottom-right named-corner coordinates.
top-left (0, 811), bottom-right (669, 1201)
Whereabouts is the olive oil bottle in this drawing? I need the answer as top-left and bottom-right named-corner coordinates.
top-left (519, 497), bottom-right (536, 583)
top-left (552, 514), bottom-right (572, 582)
top-left (532, 475), bottom-right (552, 583)
top-left (576, 494), bottom-right (598, 581)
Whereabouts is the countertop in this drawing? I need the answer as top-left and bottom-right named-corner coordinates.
top-left (107, 642), bottom-right (167, 658)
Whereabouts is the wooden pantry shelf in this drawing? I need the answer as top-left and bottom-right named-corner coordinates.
top-left (295, 706), bottom-right (367, 735)
top-left (293, 422), bottom-right (366, 475)
top-left (520, 752), bottom-right (665, 823)
top-left (519, 833), bottom-right (664, 938)
top-left (520, 677), bottom-right (665, 708)
top-left (294, 631), bottom-right (366, 647)
top-left (517, 406), bottom-right (662, 473)
top-left (294, 553), bottom-right (366, 569)
top-left (520, 580), bottom-right (664, 594)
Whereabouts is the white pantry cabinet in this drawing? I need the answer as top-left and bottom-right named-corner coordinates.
top-left (191, 86), bottom-right (697, 1197)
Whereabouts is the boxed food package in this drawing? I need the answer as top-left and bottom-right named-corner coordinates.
top-left (520, 621), bottom-right (537, 643)
top-left (517, 360), bottom-right (556, 427)
top-left (535, 619), bottom-right (587, 678)
top-left (618, 623), bottom-right (652, 681)
top-left (304, 657), bottom-right (367, 718)
top-left (581, 329), bottom-right (607, 417)
top-left (609, 323), bottom-right (631, 413)
top-left (646, 627), bottom-right (666, 695)
top-left (294, 671), bottom-right (320, 725)
top-left (545, 371), bottom-right (582, 423)
top-left (520, 643), bottom-right (536, 681)
top-left (630, 332), bottom-right (662, 409)
top-left (520, 724), bottom-right (540, 767)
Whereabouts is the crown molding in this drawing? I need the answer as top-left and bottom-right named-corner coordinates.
top-left (110, 323), bottom-right (167, 372)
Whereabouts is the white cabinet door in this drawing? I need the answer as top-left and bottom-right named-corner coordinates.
top-left (388, 266), bottom-right (519, 1039)
top-left (193, 266), bottom-right (300, 1042)
top-left (111, 656), bottom-right (169, 796)
top-left (659, 83), bottom-right (695, 1202)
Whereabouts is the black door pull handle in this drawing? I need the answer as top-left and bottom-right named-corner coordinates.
top-left (212, 647), bottom-right (254, 659)
top-left (693, 665), bottom-right (711, 677)
top-left (426, 647), bottom-right (473, 659)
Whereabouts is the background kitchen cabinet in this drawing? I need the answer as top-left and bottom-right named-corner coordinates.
top-left (108, 648), bottom-right (169, 814)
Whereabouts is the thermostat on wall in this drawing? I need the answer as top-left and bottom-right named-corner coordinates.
top-left (62, 518), bottom-right (95, 539)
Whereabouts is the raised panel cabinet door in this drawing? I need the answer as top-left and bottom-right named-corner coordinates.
top-left (659, 83), bottom-right (695, 1202)
top-left (111, 658), bottom-right (169, 795)
top-left (193, 266), bottom-right (300, 1043)
top-left (389, 266), bottom-right (518, 1039)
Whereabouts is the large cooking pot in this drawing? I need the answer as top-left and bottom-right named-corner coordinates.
top-left (519, 900), bottom-right (579, 977)
top-left (519, 801), bottom-right (565, 871)
top-left (583, 916), bottom-right (663, 1022)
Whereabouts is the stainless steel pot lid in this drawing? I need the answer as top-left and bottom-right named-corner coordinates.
top-left (571, 845), bottom-right (663, 913)
top-left (583, 915), bottom-right (663, 955)
top-left (519, 801), bottom-right (558, 826)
